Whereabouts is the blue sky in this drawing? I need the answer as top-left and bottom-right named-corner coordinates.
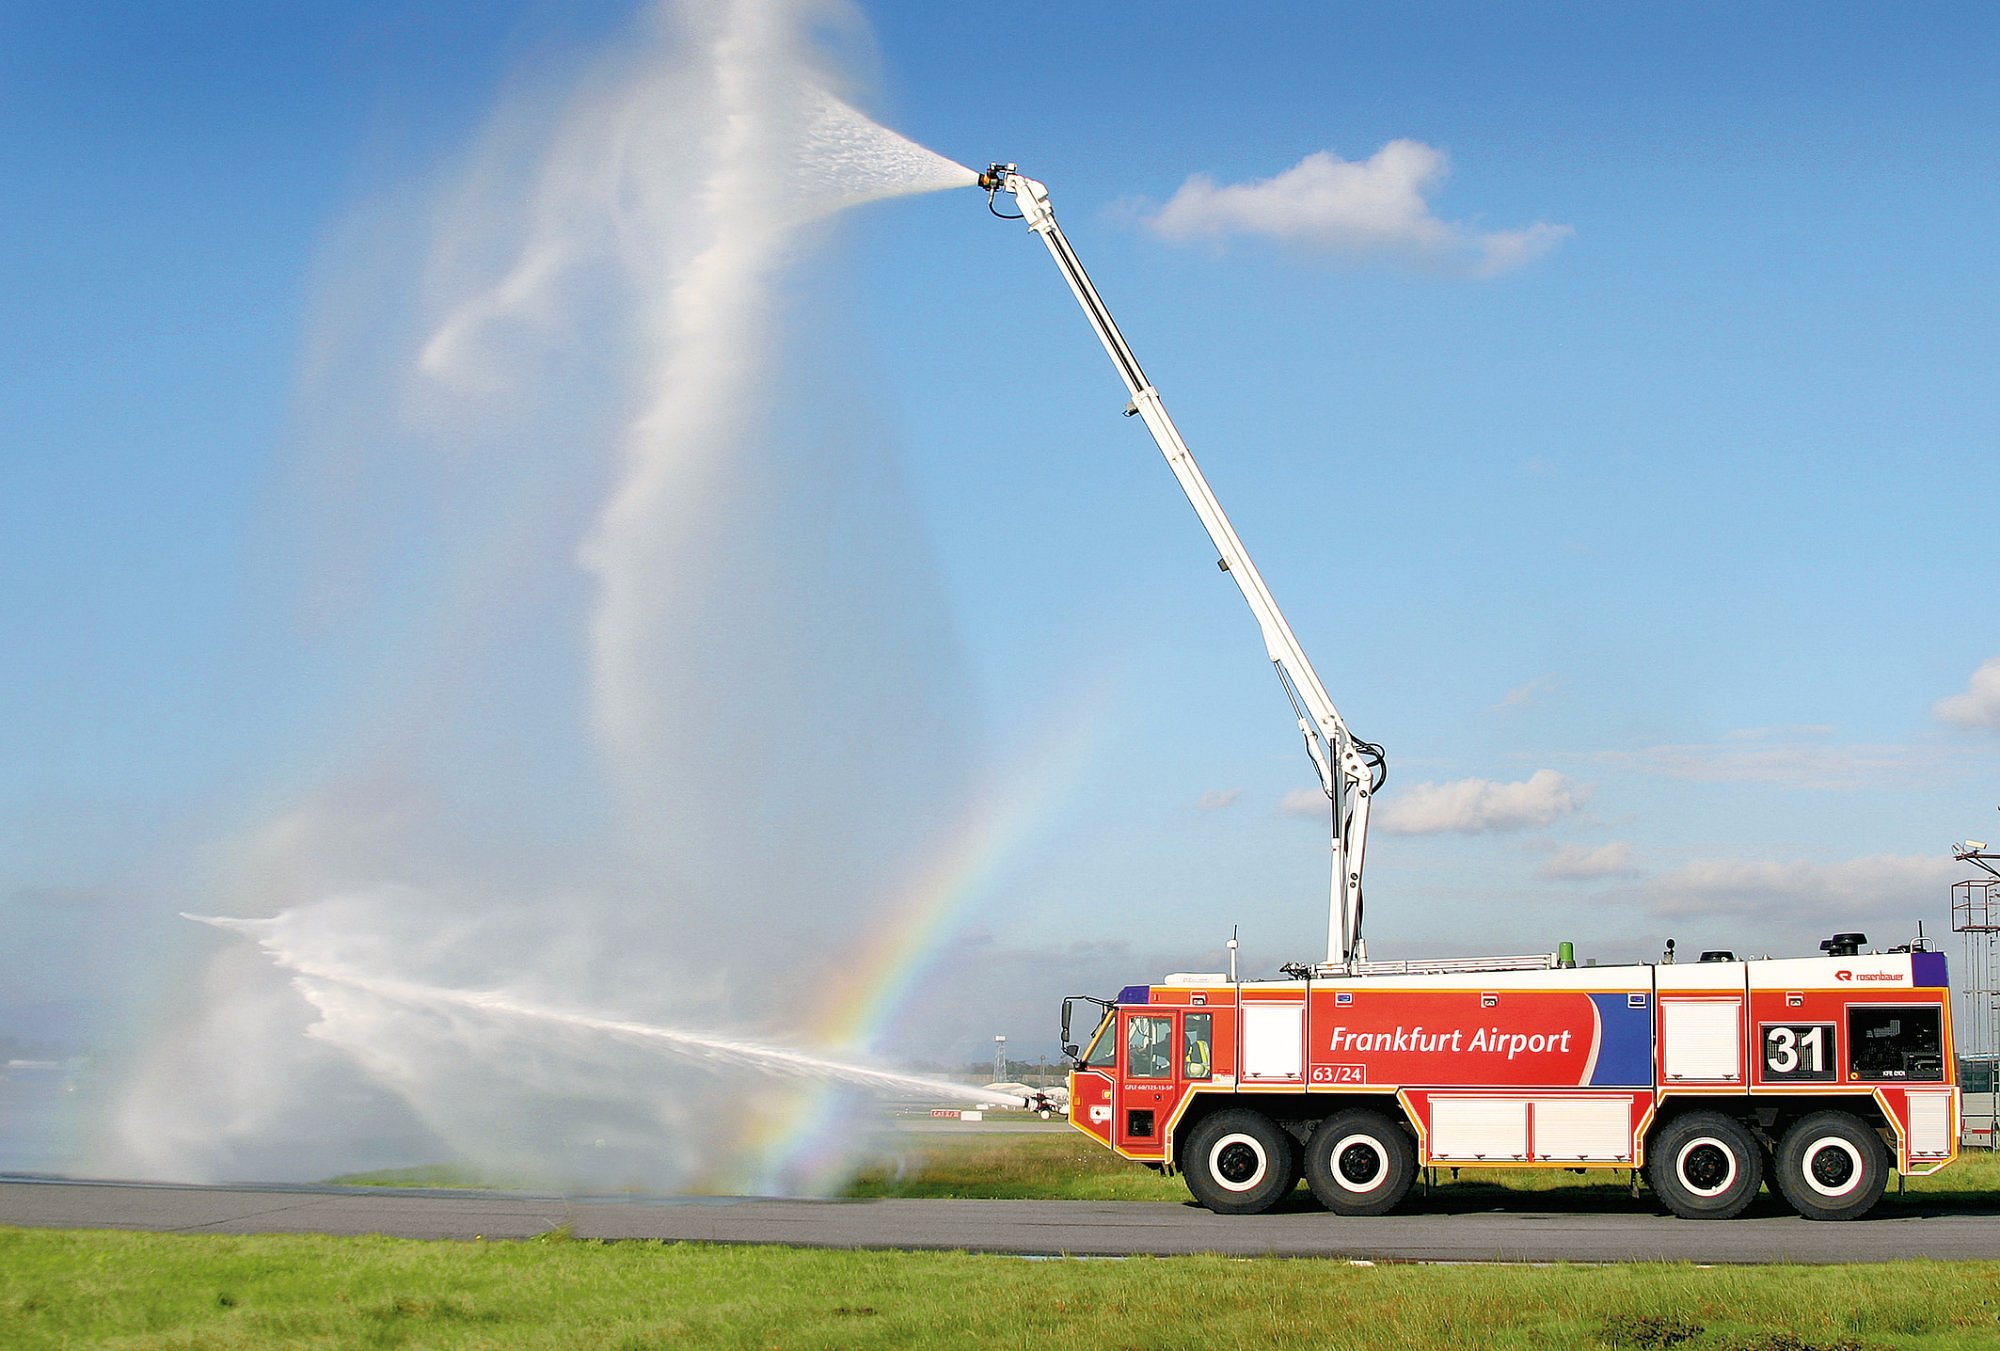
top-left (4, 1), bottom-right (1998, 1071)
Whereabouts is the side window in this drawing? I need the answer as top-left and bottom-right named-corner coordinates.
top-left (1082, 1010), bottom-right (1118, 1069)
top-left (1848, 1006), bottom-right (1944, 1081)
top-left (1183, 1012), bottom-right (1213, 1080)
top-left (1126, 1015), bottom-right (1173, 1079)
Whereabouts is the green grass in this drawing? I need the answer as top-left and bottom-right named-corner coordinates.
top-left (6, 1226), bottom-right (2000, 1350)
top-left (322, 1165), bottom-right (517, 1191)
top-left (1901, 1149), bottom-right (2000, 1204)
top-left (843, 1129), bottom-right (1185, 1200)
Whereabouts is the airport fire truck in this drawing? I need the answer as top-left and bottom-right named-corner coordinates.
top-left (977, 164), bottom-right (1959, 1221)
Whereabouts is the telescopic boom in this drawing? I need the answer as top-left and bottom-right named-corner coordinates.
top-left (979, 164), bottom-right (1384, 967)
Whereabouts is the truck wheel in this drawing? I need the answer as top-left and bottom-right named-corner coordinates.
top-left (1181, 1109), bottom-right (1296, 1215)
top-left (1772, 1111), bottom-right (1888, 1221)
top-left (1303, 1109), bottom-right (1416, 1216)
top-left (1645, 1111), bottom-right (1762, 1219)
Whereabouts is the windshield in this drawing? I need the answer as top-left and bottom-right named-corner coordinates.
top-left (1081, 1008), bottom-right (1118, 1068)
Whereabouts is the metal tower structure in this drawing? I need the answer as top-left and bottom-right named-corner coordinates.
top-left (993, 1035), bottom-right (1007, 1085)
top-left (1952, 831), bottom-right (2000, 1147)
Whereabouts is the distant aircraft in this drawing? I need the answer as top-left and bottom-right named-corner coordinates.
top-left (979, 1081), bottom-right (1070, 1118)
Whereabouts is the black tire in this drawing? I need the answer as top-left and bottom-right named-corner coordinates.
top-left (1645, 1110), bottom-right (1763, 1220)
top-left (1181, 1109), bottom-right (1297, 1215)
top-left (1303, 1109), bottom-right (1417, 1216)
top-left (1771, 1111), bottom-right (1889, 1221)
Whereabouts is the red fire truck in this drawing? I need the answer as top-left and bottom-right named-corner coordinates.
top-left (977, 165), bottom-right (1959, 1220)
top-left (1059, 942), bottom-right (1955, 1220)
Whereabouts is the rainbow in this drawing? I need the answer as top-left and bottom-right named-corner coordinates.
top-left (734, 681), bottom-right (1112, 1193)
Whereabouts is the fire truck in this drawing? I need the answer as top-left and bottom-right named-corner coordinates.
top-left (976, 164), bottom-right (1959, 1220)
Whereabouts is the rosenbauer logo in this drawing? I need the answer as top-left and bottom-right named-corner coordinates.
top-left (1834, 969), bottom-right (1901, 982)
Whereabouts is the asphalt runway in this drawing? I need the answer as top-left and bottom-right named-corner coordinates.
top-left (7, 1176), bottom-right (2000, 1262)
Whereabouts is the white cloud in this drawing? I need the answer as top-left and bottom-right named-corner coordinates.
top-left (1196, 788), bottom-right (1243, 812)
top-left (1539, 842), bottom-right (1639, 881)
top-left (1496, 675), bottom-right (1558, 709)
top-left (1643, 854), bottom-right (1958, 921)
top-left (1145, 141), bottom-right (1571, 277)
top-left (1376, 769), bottom-right (1583, 835)
top-left (1935, 656), bottom-right (2000, 731)
top-left (1279, 787), bottom-right (1328, 817)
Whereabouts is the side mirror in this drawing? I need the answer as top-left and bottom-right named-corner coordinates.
top-left (1061, 1043), bottom-right (1078, 1060)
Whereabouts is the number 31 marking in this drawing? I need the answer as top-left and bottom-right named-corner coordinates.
top-left (1763, 1023), bottom-right (1834, 1081)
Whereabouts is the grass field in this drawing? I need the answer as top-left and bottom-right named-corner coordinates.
top-left (6, 1226), bottom-right (2000, 1350)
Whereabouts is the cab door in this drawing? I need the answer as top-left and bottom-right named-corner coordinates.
top-left (1068, 1007), bottom-right (1119, 1145)
top-left (1114, 1010), bottom-right (1177, 1155)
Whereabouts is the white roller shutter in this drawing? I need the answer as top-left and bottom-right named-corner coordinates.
top-left (1242, 1004), bottom-right (1303, 1082)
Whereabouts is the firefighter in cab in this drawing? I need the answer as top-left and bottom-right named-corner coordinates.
top-left (1128, 1018), bottom-right (1171, 1077)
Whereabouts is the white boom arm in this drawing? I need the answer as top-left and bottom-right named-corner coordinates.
top-left (982, 165), bottom-right (1382, 967)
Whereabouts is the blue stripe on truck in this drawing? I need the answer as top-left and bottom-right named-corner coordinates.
top-left (1587, 991), bottom-right (1655, 1087)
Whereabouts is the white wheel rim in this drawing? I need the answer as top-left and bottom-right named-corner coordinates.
top-left (1328, 1133), bottom-right (1390, 1194)
top-left (1675, 1136), bottom-right (1739, 1198)
top-left (1799, 1136), bottom-right (1865, 1199)
top-left (1207, 1132), bottom-right (1270, 1193)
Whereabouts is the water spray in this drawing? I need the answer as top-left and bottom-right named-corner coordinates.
top-left (185, 915), bottom-right (1030, 1110)
top-left (105, 0), bottom-right (1002, 1192)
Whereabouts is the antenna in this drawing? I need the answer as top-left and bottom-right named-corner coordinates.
top-left (1228, 926), bottom-right (1239, 984)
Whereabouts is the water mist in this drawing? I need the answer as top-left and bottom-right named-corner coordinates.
top-left (103, 0), bottom-right (992, 1194)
